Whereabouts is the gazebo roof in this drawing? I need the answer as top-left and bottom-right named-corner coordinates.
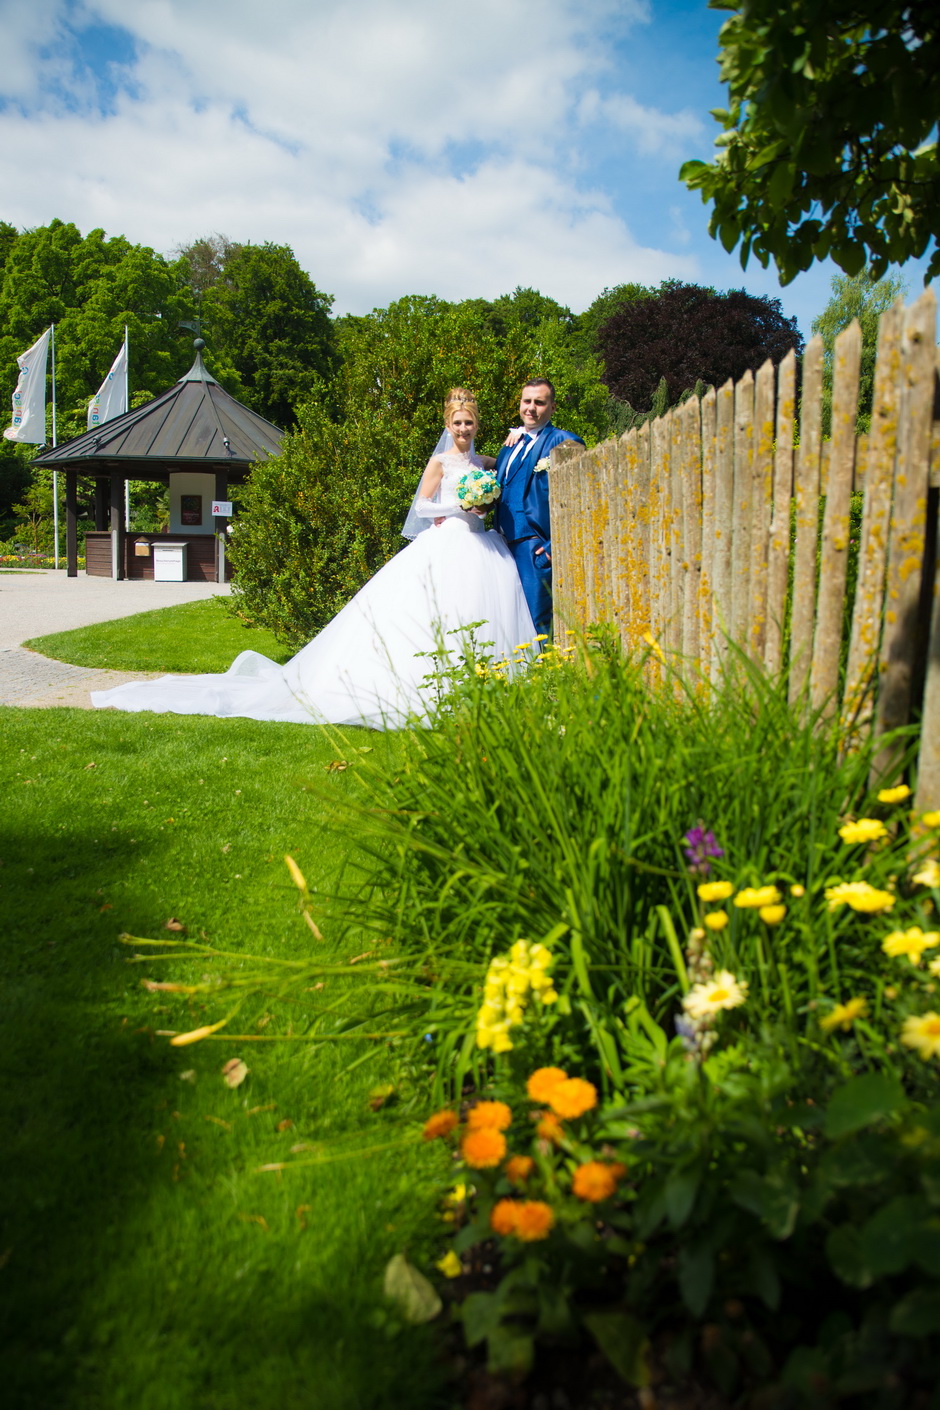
top-left (32, 343), bottom-right (284, 475)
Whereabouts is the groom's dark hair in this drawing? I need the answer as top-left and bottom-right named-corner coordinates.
top-left (522, 377), bottom-right (556, 401)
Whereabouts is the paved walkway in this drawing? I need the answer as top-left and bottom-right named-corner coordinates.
top-left (0, 569), bottom-right (230, 709)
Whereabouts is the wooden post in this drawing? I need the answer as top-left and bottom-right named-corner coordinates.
top-left (649, 417), bottom-right (668, 656)
top-left (872, 288), bottom-right (937, 779)
top-left (699, 387), bottom-right (717, 683)
top-left (842, 299), bottom-right (904, 739)
top-left (94, 477), bottom-right (109, 531)
top-left (548, 442), bottom-right (581, 634)
top-left (789, 336), bottom-right (824, 706)
top-left (681, 395), bottom-right (703, 670)
top-left (65, 470), bottom-right (79, 578)
top-left (711, 379), bottom-right (735, 679)
top-left (811, 320), bottom-right (862, 717)
top-left (749, 360), bottom-right (775, 661)
top-left (917, 500), bottom-right (940, 812)
top-left (602, 436), bottom-right (626, 638)
top-left (730, 370), bottom-right (755, 647)
top-left (668, 405), bottom-right (685, 658)
top-left (634, 421), bottom-right (652, 648)
top-left (765, 351), bottom-right (796, 676)
top-left (110, 473), bottom-right (125, 581)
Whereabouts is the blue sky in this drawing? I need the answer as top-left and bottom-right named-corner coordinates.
top-left (0, 0), bottom-right (930, 335)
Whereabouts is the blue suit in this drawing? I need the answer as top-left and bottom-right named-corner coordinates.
top-left (494, 422), bottom-right (584, 636)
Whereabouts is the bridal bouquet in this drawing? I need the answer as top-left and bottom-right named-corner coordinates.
top-left (456, 467), bottom-right (501, 511)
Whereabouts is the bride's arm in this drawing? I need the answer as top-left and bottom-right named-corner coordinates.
top-left (477, 453), bottom-right (496, 470)
top-left (412, 457), bottom-right (451, 524)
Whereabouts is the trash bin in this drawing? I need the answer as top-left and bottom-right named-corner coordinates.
top-left (153, 542), bottom-right (188, 582)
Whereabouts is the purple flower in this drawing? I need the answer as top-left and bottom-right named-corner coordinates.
top-left (683, 825), bottom-right (724, 877)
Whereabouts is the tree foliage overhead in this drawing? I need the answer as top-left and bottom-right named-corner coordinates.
top-left (195, 241), bottom-right (337, 427)
top-left (596, 281), bottom-right (803, 412)
top-left (680, 1), bottom-right (940, 283)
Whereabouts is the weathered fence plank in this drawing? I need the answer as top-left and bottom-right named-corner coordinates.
top-left (872, 288), bottom-right (937, 779)
top-left (842, 299), bottom-right (904, 737)
top-left (811, 320), bottom-right (862, 717)
top-left (749, 360), bottom-right (775, 660)
top-left (730, 370), bottom-right (754, 646)
top-left (699, 386), bottom-right (717, 682)
top-left (765, 350), bottom-right (796, 676)
top-left (681, 395), bottom-right (703, 668)
top-left (789, 336), bottom-right (824, 704)
top-left (711, 378), bottom-right (735, 678)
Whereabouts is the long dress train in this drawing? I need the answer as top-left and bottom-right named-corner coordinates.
top-left (91, 451), bottom-right (535, 728)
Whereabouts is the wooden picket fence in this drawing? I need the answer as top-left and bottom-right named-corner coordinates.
top-left (548, 289), bottom-right (940, 811)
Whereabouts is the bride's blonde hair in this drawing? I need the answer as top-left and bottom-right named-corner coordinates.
top-left (443, 387), bottom-right (479, 425)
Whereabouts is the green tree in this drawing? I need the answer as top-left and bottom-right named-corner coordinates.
top-left (680, 1), bottom-right (940, 283)
top-left (0, 218), bottom-right (197, 537)
top-left (811, 267), bottom-right (906, 432)
top-left (197, 241), bottom-right (336, 427)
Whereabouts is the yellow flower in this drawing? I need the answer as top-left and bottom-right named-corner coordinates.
top-left (913, 859), bottom-right (940, 889)
top-left (900, 1012), bottom-right (940, 1061)
top-left (697, 880), bottom-right (734, 903)
top-left (920, 812), bottom-right (940, 829)
top-left (878, 785), bottom-right (911, 804)
top-left (704, 910), bottom-right (729, 931)
top-left (683, 970), bottom-right (748, 1019)
top-left (422, 1109), bottom-right (459, 1141)
top-left (514, 1200), bottom-right (556, 1241)
top-left (759, 903), bottom-right (787, 925)
top-left (882, 927), bottom-right (940, 966)
top-left (734, 885), bottom-right (782, 909)
top-left (526, 1067), bottom-right (568, 1102)
top-left (435, 1250), bottom-right (463, 1278)
top-left (546, 1078), bottom-right (598, 1119)
top-left (790, 884), bottom-right (806, 898)
top-left (461, 1128), bottom-right (507, 1169)
top-left (538, 987), bottom-right (559, 1004)
top-left (839, 818), bottom-right (888, 845)
top-left (929, 958), bottom-right (940, 977)
top-left (825, 881), bottom-right (895, 913)
top-left (572, 1160), bottom-right (626, 1203)
top-left (819, 997), bottom-right (868, 1033)
top-left (466, 1100), bottom-right (512, 1131)
top-left (535, 1111), bottom-right (565, 1144)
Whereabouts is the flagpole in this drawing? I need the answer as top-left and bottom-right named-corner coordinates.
top-left (123, 324), bottom-right (131, 530)
top-left (51, 324), bottom-right (59, 570)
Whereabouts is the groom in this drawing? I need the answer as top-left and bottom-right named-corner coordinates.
top-left (494, 378), bottom-right (584, 637)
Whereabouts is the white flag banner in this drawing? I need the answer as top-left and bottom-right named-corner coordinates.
top-left (3, 327), bottom-right (51, 443)
top-left (88, 338), bottom-right (128, 429)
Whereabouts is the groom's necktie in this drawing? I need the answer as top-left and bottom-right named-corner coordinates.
top-left (504, 431), bottom-right (534, 477)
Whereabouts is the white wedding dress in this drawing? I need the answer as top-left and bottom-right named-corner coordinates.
top-left (91, 451), bottom-right (536, 728)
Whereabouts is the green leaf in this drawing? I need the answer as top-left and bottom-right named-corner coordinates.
top-left (825, 1225), bottom-right (873, 1289)
top-left (486, 1325), bottom-right (534, 1377)
top-left (382, 1253), bottom-right (441, 1324)
top-left (823, 1073), bottom-right (905, 1139)
top-left (889, 1288), bottom-right (940, 1337)
top-left (678, 1244), bottom-right (714, 1317)
top-left (583, 1309), bottom-right (650, 1386)
top-left (666, 1165), bottom-right (701, 1228)
top-left (748, 1247), bottom-right (781, 1311)
top-left (459, 1291), bottom-right (502, 1348)
top-left (730, 1168), bottom-right (766, 1219)
top-left (860, 1195), bottom-right (927, 1276)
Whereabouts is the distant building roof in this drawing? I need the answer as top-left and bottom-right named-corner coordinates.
top-left (33, 342), bottom-right (284, 475)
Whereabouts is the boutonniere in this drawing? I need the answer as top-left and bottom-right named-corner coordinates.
top-left (533, 457), bottom-right (551, 473)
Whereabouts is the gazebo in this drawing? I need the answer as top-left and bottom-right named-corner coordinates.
top-left (32, 340), bottom-right (283, 582)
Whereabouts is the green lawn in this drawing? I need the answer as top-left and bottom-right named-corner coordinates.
top-left (24, 597), bottom-right (291, 673)
top-left (0, 707), bottom-right (449, 1410)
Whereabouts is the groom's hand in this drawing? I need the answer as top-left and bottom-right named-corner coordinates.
top-left (535, 545), bottom-right (551, 563)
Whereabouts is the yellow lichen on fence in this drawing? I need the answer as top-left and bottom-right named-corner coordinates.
top-left (547, 288), bottom-right (940, 810)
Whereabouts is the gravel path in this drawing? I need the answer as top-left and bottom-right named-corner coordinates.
top-left (0, 569), bottom-right (230, 709)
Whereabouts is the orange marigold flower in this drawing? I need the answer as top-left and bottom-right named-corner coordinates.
top-left (535, 1111), bottom-right (565, 1143)
top-left (466, 1100), bottom-right (513, 1131)
top-left (505, 1155), bottom-right (534, 1185)
top-left (547, 1077), bottom-right (598, 1119)
top-left (526, 1066), bottom-right (568, 1102)
top-left (514, 1200), bottom-right (556, 1241)
top-left (572, 1160), bottom-right (625, 1203)
top-left (461, 1127), bottom-right (506, 1168)
top-left (490, 1199), bottom-right (520, 1236)
top-left (422, 1109), bottom-right (458, 1141)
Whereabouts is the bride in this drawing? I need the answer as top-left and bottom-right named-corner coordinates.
top-left (92, 388), bottom-right (536, 728)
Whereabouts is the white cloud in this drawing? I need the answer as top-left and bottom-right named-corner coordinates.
top-left (0, 0), bottom-right (702, 312)
top-left (582, 90), bottom-right (703, 158)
